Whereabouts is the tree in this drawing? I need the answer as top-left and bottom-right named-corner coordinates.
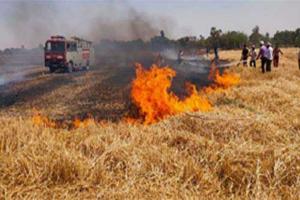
top-left (249, 25), bottom-right (264, 45)
top-left (207, 27), bottom-right (222, 48)
top-left (220, 31), bottom-right (248, 49)
top-left (273, 30), bottom-right (296, 47)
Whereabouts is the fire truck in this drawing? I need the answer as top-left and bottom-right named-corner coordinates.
top-left (44, 36), bottom-right (94, 73)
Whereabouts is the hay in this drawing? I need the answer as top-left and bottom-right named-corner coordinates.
top-left (0, 48), bottom-right (299, 199)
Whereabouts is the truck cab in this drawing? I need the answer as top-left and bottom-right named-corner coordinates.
top-left (44, 36), bottom-right (94, 73)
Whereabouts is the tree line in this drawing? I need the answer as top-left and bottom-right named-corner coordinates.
top-left (147, 26), bottom-right (300, 51)
top-left (100, 26), bottom-right (300, 52)
top-left (179, 26), bottom-right (300, 50)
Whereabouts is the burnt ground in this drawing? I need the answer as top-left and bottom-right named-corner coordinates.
top-left (0, 52), bottom-right (224, 121)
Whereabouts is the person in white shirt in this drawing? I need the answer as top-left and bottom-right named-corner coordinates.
top-left (266, 42), bottom-right (273, 72)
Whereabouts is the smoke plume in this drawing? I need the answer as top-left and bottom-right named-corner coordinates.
top-left (4, 1), bottom-right (174, 48)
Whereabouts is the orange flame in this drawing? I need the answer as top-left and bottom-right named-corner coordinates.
top-left (32, 110), bottom-right (106, 129)
top-left (32, 63), bottom-right (240, 127)
top-left (73, 117), bottom-right (96, 128)
top-left (205, 65), bottom-right (240, 93)
top-left (215, 69), bottom-right (240, 88)
top-left (32, 111), bottom-right (57, 128)
top-left (131, 63), bottom-right (212, 124)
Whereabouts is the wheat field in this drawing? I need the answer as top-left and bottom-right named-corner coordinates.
top-left (0, 48), bottom-right (300, 199)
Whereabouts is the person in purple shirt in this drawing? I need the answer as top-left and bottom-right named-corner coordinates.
top-left (256, 41), bottom-right (268, 73)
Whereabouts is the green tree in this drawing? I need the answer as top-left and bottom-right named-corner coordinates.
top-left (220, 31), bottom-right (248, 49)
top-left (249, 26), bottom-right (264, 45)
top-left (207, 27), bottom-right (222, 48)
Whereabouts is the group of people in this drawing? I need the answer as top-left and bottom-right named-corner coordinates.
top-left (241, 41), bottom-right (284, 73)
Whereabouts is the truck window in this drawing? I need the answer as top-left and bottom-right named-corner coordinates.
top-left (46, 41), bottom-right (65, 52)
top-left (67, 42), bottom-right (77, 52)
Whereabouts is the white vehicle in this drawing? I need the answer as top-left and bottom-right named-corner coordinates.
top-left (44, 36), bottom-right (95, 73)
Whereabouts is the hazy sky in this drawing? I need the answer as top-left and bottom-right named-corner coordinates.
top-left (0, 0), bottom-right (299, 49)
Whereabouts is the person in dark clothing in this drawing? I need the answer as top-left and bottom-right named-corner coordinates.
top-left (206, 47), bottom-right (210, 58)
top-left (256, 41), bottom-right (267, 73)
top-left (273, 45), bottom-right (283, 67)
top-left (214, 46), bottom-right (219, 61)
top-left (249, 45), bottom-right (257, 67)
top-left (241, 44), bottom-right (249, 66)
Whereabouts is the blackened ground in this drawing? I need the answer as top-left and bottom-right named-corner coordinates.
top-left (0, 51), bottom-right (224, 121)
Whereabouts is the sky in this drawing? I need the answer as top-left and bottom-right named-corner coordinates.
top-left (0, 0), bottom-right (299, 49)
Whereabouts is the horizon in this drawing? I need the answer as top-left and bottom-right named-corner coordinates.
top-left (0, 0), bottom-right (299, 49)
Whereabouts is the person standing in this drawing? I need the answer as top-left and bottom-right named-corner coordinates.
top-left (155, 52), bottom-right (164, 66)
top-left (298, 48), bottom-right (300, 70)
top-left (249, 45), bottom-right (257, 67)
top-left (177, 50), bottom-right (184, 64)
top-left (266, 42), bottom-right (273, 72)
top-left (206, 47), bottom-right (210, 58)
top-left (256, 41), bottom-right (268, 73)
top-left (214, 46), bottom-right (219, 61)
top-left (273, 45), bottom-right (283, 67)
top-left (241, 44), bottom-right (249, 66)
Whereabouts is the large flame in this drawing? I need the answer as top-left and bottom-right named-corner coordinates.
top-left (205, 66), bottom-right (240, 93)
top-left (131, 63), bottom-right (212, 124)
top-left (31, 63), bottom-right (240, 127)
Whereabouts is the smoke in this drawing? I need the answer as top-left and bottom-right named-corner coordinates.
top-left (0, 65), bottom-right (36, 86)
top-left (3, 1), bottom-right (174, 48)
top-left (4, 1), bottom-right (59, 48)
top-left (88, 5), bottom-right (173, 42)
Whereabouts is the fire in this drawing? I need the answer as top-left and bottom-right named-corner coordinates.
top-left (31, 110), bottom-right (105, 129)
top-left (215, 69), bottom-right (240, 88)
top-left (131, 63), bottom-right (212, 124)
top-left (32, 63), bottom-right (240, 127)
top-left (32, 111), bottom-right (57, 128)
top-left (205, 66), bottom-right (240, 93)
top-left (73, 117), bottom-right (96, 128)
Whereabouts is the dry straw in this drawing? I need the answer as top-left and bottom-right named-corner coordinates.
top-left (0, 48), bottom-right (299, 199)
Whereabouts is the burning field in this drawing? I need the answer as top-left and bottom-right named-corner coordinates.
top-left (0, 48), bottom-right (300, 199)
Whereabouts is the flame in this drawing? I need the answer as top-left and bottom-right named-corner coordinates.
top-left (32, 110), bottom-right (106, 129)
top-left (205, 66), bottom-right (240, 93)
top-left (131, 63), bottom-right (212, 124)
top-left (32, 111), bottom-right (57, 128)
top-left (73, 117), bottom-right (96, 128)
top-left (31, 63), bottom-right (241, 127)
top-left (215, 69), bottom-right (240, 88)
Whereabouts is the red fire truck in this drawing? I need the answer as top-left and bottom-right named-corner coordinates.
top-left (44, 36), bottom-right (94, 73)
